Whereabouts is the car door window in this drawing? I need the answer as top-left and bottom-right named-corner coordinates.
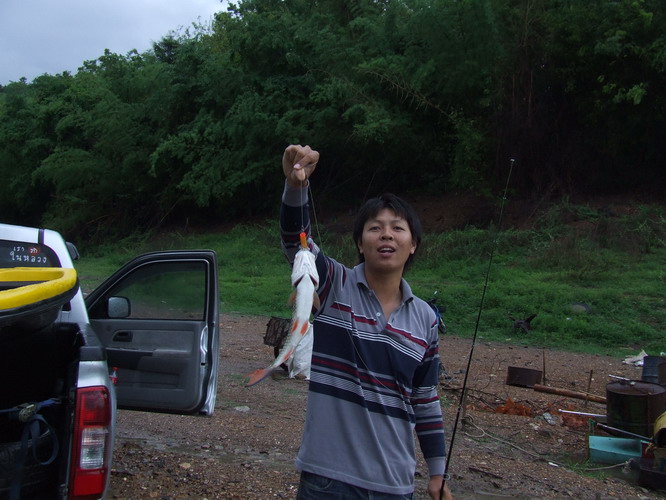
top-left (89, 261), bottom-right (206, 321)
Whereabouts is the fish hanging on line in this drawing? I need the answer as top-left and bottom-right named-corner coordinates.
top-left (245, 232), bottom-right (320, 387)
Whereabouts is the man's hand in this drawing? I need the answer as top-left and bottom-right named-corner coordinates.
top-left (427, 475), bottom-right (452, 500)
top-left (283, 144), bottom-right (319, 187)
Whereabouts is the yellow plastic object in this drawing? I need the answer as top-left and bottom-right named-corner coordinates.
top-left (654, 411), bottom-right (666, 445)
top-left (0, 267), bottom-right (78, 311)
top-left (656, 411), bottom-right (666, 434)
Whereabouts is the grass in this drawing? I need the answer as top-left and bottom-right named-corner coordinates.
top-left (74, 201), bottom-right (666, 358)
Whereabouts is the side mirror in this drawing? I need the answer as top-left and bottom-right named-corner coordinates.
top-left (66, 241), bottom-right (80, 261)
top-left (108, 296), bottom-right (131, 318)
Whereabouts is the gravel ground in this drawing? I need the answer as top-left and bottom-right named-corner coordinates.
top-left (107, 314), bottom-right (666, 500)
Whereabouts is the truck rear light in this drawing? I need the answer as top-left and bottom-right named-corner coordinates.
top-left (80, 427), bottom-right (109, 468)
top-left (69, 386), bottom-right (111, 500)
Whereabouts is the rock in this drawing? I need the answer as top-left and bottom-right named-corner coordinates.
top-left (570, 302), bottom-right (591, 314)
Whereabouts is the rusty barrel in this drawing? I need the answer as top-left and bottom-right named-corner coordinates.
top-left (506, 366), bottom-right (542, 388)
top-left (606, 380), bottom-right (666, 439)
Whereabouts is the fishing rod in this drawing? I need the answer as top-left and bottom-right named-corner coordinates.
top-left (440, 158), bottom-right (515, 499)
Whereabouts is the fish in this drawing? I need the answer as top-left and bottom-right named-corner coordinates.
top-left (246, 232), bottom-right (320, 387)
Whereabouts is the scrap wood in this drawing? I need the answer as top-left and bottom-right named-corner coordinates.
top-left (533, 383), bottom-right (606, 404)
top-left (465, 402), bottom-right (496, 412)
top-left (494, 397), bottom-right (536, 417)
top-left (468, 466), bottom-right (503, 480)
top-left (442, 387), bottom-right (504, 411)
top-left (554, 405), bottom-right (591, 431)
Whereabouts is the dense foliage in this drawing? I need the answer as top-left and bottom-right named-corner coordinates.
top-left (1, 0), bottom-right (665, 241)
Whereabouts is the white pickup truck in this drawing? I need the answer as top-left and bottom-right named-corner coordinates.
top-left (0, 222), bottom-right (220, 500)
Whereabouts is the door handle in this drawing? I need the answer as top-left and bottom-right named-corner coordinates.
top-left (113, 331), bottom-right (133, 342)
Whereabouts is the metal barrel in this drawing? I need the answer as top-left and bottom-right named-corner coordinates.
top-left (642, 356), bottom-right (666, 385)
top-left (606, 380), bottom-right (666, 439)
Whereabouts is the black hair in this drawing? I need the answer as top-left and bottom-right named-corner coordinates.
top-left (352, 193), bottom-right (423, 270)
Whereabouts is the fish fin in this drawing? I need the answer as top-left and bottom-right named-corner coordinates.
top-left (245, 368), bottom-right (273, 387)
top-left (300, 321), bottom-right (309, 335)
top-left (312, 292), bottom-right (320, 311)
top-left (291, 319), bottom-right (300, 333)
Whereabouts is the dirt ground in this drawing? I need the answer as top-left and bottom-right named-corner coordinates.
top-left (106, 313), bottom-right (666, 500)
top-left (106, 193), bottom-right (666, 499)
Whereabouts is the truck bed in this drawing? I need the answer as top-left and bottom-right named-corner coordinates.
top-left (0, 323), bottom-right (80, 499)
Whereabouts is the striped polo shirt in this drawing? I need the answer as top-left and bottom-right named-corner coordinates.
top-left (281, 183), bottom-right (446, 495)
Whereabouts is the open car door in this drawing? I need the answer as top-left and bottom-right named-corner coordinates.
top-left (85, 250), bottom-right (219, 415)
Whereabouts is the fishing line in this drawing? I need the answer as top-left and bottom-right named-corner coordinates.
top-left (440, 158), bottom-right (515, 499)
top-left (300, 177), bottom-right (307, 235)
top-left (307, 182), bottom-right (320, 245)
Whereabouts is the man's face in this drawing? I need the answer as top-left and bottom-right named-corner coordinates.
top-left (358, 208), bottom-right (416, 275)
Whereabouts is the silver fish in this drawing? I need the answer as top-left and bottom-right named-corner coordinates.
top-left (246, 235), bottom-right (319, 387)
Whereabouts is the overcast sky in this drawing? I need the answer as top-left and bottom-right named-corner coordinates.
top-left (0, 0), bottom-right (227, 85)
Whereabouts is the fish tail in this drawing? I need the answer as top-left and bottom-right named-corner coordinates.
top-left (245, 368), bottom-right (273, 387)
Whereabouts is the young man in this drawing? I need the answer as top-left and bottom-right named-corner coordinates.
top-left (281, 145), bottom-right (452, 500)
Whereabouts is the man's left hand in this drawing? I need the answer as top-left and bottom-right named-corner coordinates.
top-left (427, 475), bottom-right (452, 500)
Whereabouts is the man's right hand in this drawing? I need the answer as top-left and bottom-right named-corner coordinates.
top-left (283, 144), bottom-right (319, 187)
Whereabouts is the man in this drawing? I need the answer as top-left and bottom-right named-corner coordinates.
top-left (281, 144), bottom-right (452, 500)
